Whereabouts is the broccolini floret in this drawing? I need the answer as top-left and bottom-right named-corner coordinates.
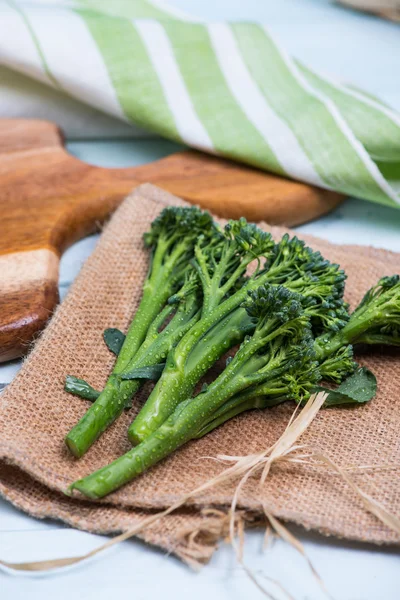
top-left (264, 234), bottom-right (348, 335)
top-left (317, 344), bottom-right (357, 384)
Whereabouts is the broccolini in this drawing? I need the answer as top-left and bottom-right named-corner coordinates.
top-left (128, 232), bottom-right (348, 445)
top-left (65, 207), bottom-right (399, 502)
top-left (65, 206), bottom-right (215, 457)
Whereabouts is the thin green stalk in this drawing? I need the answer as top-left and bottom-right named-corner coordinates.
top-left (65, 289), bottom-right (200, 457)
top-left (118, 293), bottom-right (168, 371)
top-left (127, 270), bottom-right (283, 445)
top-left (65, 289), bottom-right (169, 458)
top-left (128, 306), bottom-right (253, 444)
top-left (70, 376), bottom-right (245, 499)
top-left (194, 389), bottom-right (287, 439)
top-left (65, 377), bottom-right (140, 458)
top-left (114, 240), bottom-right (180, 373)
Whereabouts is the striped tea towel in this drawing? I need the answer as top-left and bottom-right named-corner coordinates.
top-left (1, 0), bottom-right (400, 208)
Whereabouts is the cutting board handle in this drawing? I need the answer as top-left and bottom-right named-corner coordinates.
top-left (0, 119), bottom-right (343, 362)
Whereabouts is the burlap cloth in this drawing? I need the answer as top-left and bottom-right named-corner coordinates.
top-left (1, 184), bottom-right (399, 564)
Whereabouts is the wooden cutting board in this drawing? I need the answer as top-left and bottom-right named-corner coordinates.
top-left (0, 118), bottom-right (343, 362)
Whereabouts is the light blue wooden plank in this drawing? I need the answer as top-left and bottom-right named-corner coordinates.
top-left (297, 198), bottom-right (400, 251)
top-left (0, 526), bottom-right (398, 599)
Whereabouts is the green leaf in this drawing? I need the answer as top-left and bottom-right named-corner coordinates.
top-left (315, 367), bottom-right (377, 407)
top-left (121, 363), bottom-right (166, 381)
top-left (104, 328), bottom-right (125, 355)
top-left (65, 376), bottom-right (100, 401)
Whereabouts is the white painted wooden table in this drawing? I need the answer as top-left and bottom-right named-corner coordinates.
top-left (1, 1), bottom-right (400, 598)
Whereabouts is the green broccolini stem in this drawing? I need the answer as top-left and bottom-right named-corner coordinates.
top-left (126, 223), bottom-right (277, 443)
top-left (357, 332), bottom-right (400, 345)
top-left (125, 291), bottom-right (201, 373)
top-left (70, 426), bottom-right (183, 499)
top-left (193, 386), bottom-right (288, 439)
top-left (128, 276), bottom-right (273, 445)
top-left (71, 373), bottom-right (250, 499)
top-left (114, 234), bottom-right (190, 372)
top-left (65, 290), bottom-right (200, 458)
top-left (115, 290), bottom-right (170, 372)
top-left (65, 378), bottom-right (140, 458)
top-left (65, 284), bottom-right (171, 458)
top-left (314, 321), bottom-right (362, 361)
top-left (128, 306), bottom-right (253, 444)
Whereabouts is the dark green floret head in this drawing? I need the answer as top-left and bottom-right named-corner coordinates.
top-left (270, 235), bottom-right (329, 271)
top-left (269, 234), bottom-right (346, 283)
top-left (278, 233), bottom-right (304, 255)
top-left (267, 234), bottom-right (306, 268)
top-left (245, 284), bottom-right (302, 321)
top-left (282, 335), bottom-right (317, 372)
top-left (318, 344), bottom-right (357, 383)
top-left (224, 218), bottom-right (274, 257)
top-left (143, 206), bottom-right (215, 248)
top-left (284, 348), bottom-right (321, 402)
top-left (377, 274), bottom-right (399, 289)
top-left (300, 257), bottom-right (347, 298)
top-left (301, 295), bottom-right (350, 335)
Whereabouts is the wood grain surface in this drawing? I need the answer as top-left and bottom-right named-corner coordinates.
top-left (0, 118), bottom-right (343, 362)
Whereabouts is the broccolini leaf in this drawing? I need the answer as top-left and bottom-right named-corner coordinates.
top-left (65, 376), bottom-right (100, 401)
top-left (121, 364), bottom-right (165, 381)
top-left (316, 367), bottom-right (377, 407)
top-left (104, 328), bottom-right (126, 355)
